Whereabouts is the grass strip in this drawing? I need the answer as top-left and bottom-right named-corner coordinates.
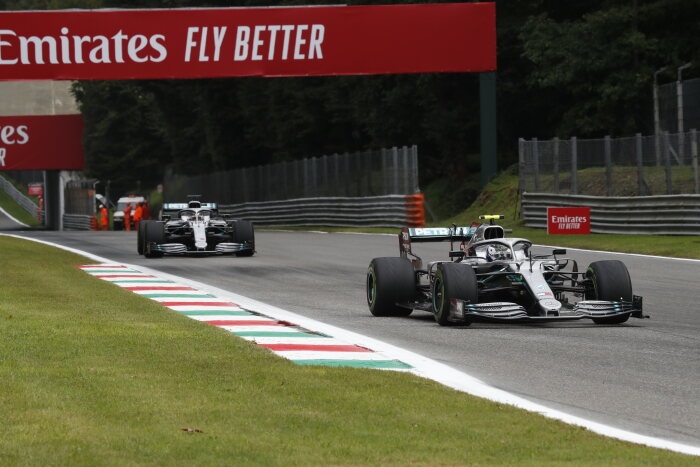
top-left (0, 186), bottom-right (40, 227)
top-left (0, 236), bottom-right (695, 465)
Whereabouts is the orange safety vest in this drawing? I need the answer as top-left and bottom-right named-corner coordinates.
top-left (100, 207), bottom-right (108, 228)
top-left (133, 205), bottom-right (143, 221)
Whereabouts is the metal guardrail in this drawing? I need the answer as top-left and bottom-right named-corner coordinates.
top-left (63, 214), bottom-right (94, 230)
top-left (521, 192), bottom-right (700, 235)
top-left (218, 194), bottom-right (425, 228)
top-left (0, 174), bottom-right (39, 216)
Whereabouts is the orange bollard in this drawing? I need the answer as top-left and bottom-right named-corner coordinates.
top-left (405, 193), bottom-right (426, 227)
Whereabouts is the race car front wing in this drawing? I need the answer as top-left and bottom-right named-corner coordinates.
top-left (448, 295), bottom-right (646, 323)
top-left (152, 242), bottom-right (253, 255)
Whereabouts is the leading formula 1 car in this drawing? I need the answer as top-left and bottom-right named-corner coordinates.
top-left (366, 215), bottom-right (647, 325)
top-left (137, 199), bottom-right (255, 258)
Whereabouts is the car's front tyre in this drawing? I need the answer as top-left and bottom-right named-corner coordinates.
top-left (143, 221), bottom-right (165, 258)
top-left (432, 262), bottom-right (478, 326)
top-left (586, 260), bottom-right (633, 324)
top-left (230, 220), bottom-right (255, 257)
top-left (137, 220), bottom-right (146, 255)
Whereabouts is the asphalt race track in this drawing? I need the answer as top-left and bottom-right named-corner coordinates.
top-left (0, 208), bottom-right (27, 230)
top-left (8, 227), bottom-right (700, 448)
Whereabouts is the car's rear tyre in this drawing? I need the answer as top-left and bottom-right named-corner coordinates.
top-left (586, 260), bottom-right (633, 324)
top-left (432, 262), bottom-right (478, 326)
top-left (230, 220), bottom-right (255, 257)
top-left (143, 221), bottom-right (164, 258)
top-left (366, 257), bottom-right (415, 317)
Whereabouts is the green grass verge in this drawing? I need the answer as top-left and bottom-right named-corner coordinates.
top-left (0, 187), bottom-right (40, 227)
top-left (0, 235), bottom-right (696, 465)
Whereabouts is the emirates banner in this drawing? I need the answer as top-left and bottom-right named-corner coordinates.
top-left (0, 3), bottom-right (496, 81)
top-left (547, 207), bottom-right (591, 235)
top-left (0, 115), bottom-right (84, 170)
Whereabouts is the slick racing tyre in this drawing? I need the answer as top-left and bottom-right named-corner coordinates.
top-left (230, 220), bottom-right (255, 257)
top-left (432, 262), bottom-right (478, 326)
top-left (586, 260), bottom-right (633, 324)
top-left (366, 257), bottom-right (415, 317)
top-left (143, 221), bottom-right (165, 258)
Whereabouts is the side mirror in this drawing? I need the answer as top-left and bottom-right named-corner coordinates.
top-left (161, 214), bottom-right (171, 221)
top-left (553, 249), bottom-right (566, 256)
top-left (449, 250), bottom-right (466, 259)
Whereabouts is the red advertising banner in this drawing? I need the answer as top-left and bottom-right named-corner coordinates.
top-left (27, 183), bottom-right (43, 196)
top-left (547, 207), bottom-right (591, 235)
top-left (0, 3), bottom-right (496, 81)
top-left (0, 114), bottom-right (84, 170)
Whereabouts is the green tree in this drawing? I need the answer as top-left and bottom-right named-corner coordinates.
top-left (520, 0), bottom-right (700, 137)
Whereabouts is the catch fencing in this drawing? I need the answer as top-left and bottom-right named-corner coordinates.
top-left (519, 130), bottom-right (699, 197)
top-left (658, 77), bottom-right (700, 134)
top-left (521, 192), bottom-right (700, 235)
top-left (218, 194), bottom-right (425, 228)
top-left (0, 173), bottom-right (40, 217)
top-left (165, 145), bottom-right (425, 227)
top-left (62, 179), bottom-right (96, 230)
top-left (166, 145), bottom-right (419, 202)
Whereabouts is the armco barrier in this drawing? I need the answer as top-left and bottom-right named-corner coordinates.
top-left (63, 214), bottom-right (94, 230)
top-left (521, 192), bottom-right (700, 235)
top-left (0, 174), bottom-right (39, 216)
top-left (219, 194), bottom-right (425, 228)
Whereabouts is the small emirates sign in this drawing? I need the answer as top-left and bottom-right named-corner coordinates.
top-left (547, 207), bottom-right (591, 235)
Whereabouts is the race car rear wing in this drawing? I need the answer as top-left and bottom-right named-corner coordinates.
top-left (404, 226), bottom-right (474, 243)
top-left (399, 226), bottom-right (475, 260)
top-left (162, 202), bottom-right (219, 211)
top-left (161, 202), bottom-right (219, 220)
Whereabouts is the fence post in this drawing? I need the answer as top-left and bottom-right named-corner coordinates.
top-left (635, 133), bottom-right (644, 196)
top-left (400, 146), bottom-right (408, 194)
top-left (344, 152), bottom-right (350, 197)
top-left (654, 131), bottom-right (662, 166)
top-left (553, 137), bottom-right (560, 194)
top-left (411, 145), bottom-right (419, 193)
top-left (663, 131), bottom-right (672, 194)
top-left (604, 135), bottom-right (612, 196)
top-left (304, 158), bottom-right (311, 198)
top-left (332, 153), bottom-right (340, 197)
top-left (380, 148), bottom-right (387, 195)
top-left (392, 146), bottom-right (399, 194)
top-left (518, 138), bottom-right (524, 193)
top-left (571, 136), bottom-right (578, 195)
top-left (692, 129), bottom-right (699, 194)
top-left (533, 137), bottom-right (540, 192)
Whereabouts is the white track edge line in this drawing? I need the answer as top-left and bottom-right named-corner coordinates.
top-left (534, 243), bottom-right (700, 263)
top-left (3, 233), bottom-right (699, 456)
top-left (0, 206), bottom-right (30, 228)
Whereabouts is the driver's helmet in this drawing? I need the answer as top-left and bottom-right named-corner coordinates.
top-left (188, 200), bottom-right (201, 208)
top-left (486, 244), bottom-right (511, 261)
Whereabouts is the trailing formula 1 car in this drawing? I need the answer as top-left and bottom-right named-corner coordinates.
top-left (366, 215), bottom-right (647, 325)
top-left (137, 199), bottom-right (255, 258)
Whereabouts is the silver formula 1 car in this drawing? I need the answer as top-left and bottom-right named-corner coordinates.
top-left (137, 199), bottom-right (255, 258)
top-left (366, 215), bottom-right (647, 325)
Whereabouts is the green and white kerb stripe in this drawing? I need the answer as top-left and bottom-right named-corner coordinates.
top-left (79, 264), bottom-right (413, 371)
